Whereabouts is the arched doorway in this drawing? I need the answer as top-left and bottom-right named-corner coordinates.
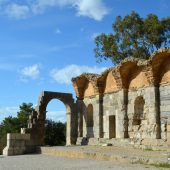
top-left (133, 96), bottom-right (145, 126)
top-left (86, 104), bottom-right (94, 137)
top-left (45, 99), bottom-right (66, 146)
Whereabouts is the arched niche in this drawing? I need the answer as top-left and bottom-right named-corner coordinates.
top-left (151, 49), bottom-right (170, 86)
top-left (119, 61), bottom-right (140, 89)
top-left (160, 58), bottom-right (170, 85)
top-left (72, 73), bottom-right (99, 99)
top-left (104, 70), bottom-right (119, 93)
top-left (129, 68), bottom-right (150, 90)
top-left (133, 96), bottom-right (145, 125)
top-left (72, 76), bottom-right (88, 99)
top-left (84, 82), bottom-right (95, 98)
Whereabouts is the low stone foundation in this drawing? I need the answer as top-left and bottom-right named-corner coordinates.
top-left (3, 133), bottom-right (30, 156)
top-left (76, 137), bottom-right (168, 151)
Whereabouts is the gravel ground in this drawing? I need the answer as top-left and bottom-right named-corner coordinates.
top-left (0, 154), bottom-right (161, 170)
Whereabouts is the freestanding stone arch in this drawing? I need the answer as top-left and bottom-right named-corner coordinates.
top-left (27, 91), bottom-right (77, 147)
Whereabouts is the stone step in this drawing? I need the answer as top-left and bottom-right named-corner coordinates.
top-left (76, 137), bottom-right (168, 151)
top-left (37, 146), bottom-right (169, 166)
top-left (77, 137), bottom-right (133, 147)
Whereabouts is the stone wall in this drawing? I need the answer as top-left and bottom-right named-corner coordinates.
top-left (82, 96), bottom-right (102, 138)
top-left (103, 92), bottom-right (118, 138)
top-left (3, 133), bottom-right (30, 156)
top-left (72, 48), bottom-right (170, 148)
top-left (128, 87), bottom-right (158, 140)
top-left (160, 85), bottom-right (170, 140)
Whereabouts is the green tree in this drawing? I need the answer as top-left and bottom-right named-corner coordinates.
top-left (17, 102), bottom-right (34, 128)
top-left (94, 11), bottom-right (170, 64)
top-left (44, 119), bottom-right (66, 146)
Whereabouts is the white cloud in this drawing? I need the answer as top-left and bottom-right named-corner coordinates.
top-left (0, 0), bottom-right (109, 20)
top-left (32, 0), bottom-right (109, 21)
top-left (20, 64), bottom-right (40, 80)
top-left (46, 110), bottom-right (66, 122)
top-left (0, 106), bottom-right (18, 122)
top-left (74, 0), bottom-right (109, 21)
top-left (5, 3), bottom-right (30, 19)
top-left (50, 64), bottom-right (106, 84)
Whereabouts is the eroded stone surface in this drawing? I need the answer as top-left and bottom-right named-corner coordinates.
top-left (72, 48), bottom-right (170, 149)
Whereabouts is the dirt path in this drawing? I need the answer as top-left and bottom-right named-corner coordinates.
top-left (0, 154), bottom-right (162, 170)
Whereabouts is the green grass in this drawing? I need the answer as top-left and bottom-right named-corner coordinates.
top-left (144, 148), bottom-right (153, 151)
top-left (151, 163), bottom-right (170, 168)
top-left (144, 148), bottom-right (164, 152)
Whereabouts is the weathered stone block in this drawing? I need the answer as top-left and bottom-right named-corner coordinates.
top-left (7, 133), bottom-right (16, 140)
top-left (3, 147), bottom-right (14, 156)
top-left (167, 125), bottom-right (170, 132)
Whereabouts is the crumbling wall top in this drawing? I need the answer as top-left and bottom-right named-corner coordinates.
top-left (72, 47), bottom-right (170, 98)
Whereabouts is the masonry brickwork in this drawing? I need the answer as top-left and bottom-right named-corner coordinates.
top-left (72, 47), bottom-right (170, 149)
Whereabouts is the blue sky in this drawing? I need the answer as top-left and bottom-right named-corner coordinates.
top-left (0, 0), bottom-right (169, 122)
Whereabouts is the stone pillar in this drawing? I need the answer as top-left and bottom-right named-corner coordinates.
top-left (77, 98), bottom-right (83, 137)
top-left (93, 95), bottom-right (103, 138)
top-left (66, 102), bottom-right (78, 145)
top-left (66, 111), bottom-right (71, 145)
top-left (35, 118), bottom-right (45, 146)
top-left (99, 95), bottom-right (103, 138)
top-left (146, 86), bottom-right (161, 139)
top-left (103, 115), bottom-right (109, 138)
top-left (117, 89), bottom-right (128, 138)
top-left (167, 117), bottom-right (170, 150)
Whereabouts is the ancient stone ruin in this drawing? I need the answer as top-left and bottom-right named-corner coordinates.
top-left (3, 48), bottom-right (170, 156)
top-left (72, 47), bottom-right (170, 149)
top-left (3, 91), bottom-right (78, 155)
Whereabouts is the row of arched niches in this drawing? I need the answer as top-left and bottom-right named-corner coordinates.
top-left (72, 48), bottom-right (170, 142)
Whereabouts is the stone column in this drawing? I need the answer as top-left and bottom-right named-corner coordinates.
top-left (77, 98), bottom-right (83, 137)
top-left (146, 86), bottom-right (161, 139)
top-left (66, 111), bottom-right (71, 145)
top-left (103, 115), bottom-right (109, 138)
top-left (167, 117), bottom-right (170, 151)
top-left (116, 89), bottom-right (128, 138)
top-left (93, 95), bottom-right (103, 138)
top-left (99, 95), bottom-right (103, 138)
top-left (69, 102), bottom-right (79, 145)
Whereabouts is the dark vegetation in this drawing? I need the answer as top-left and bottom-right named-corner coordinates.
top-left (44, 119), bottom-right (66, 146)
top-left (0, 103), bottom-right (66, 154)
